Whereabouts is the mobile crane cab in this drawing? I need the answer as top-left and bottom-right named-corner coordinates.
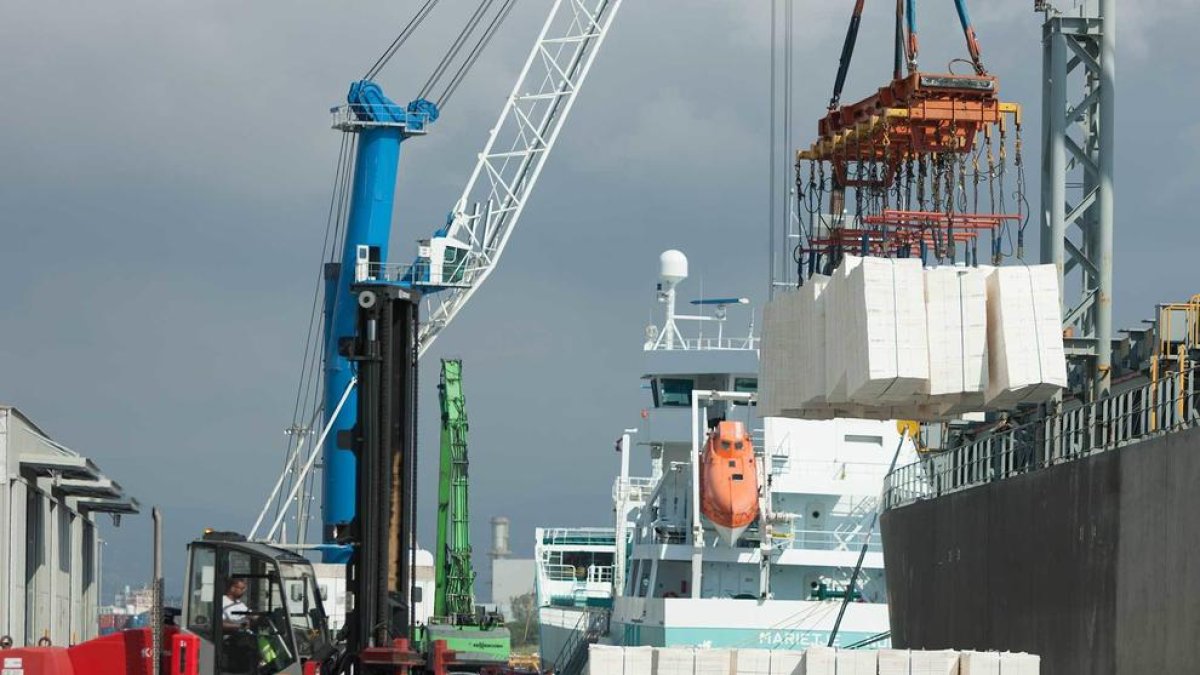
top-left (182, 532), bottom-right (332, 675)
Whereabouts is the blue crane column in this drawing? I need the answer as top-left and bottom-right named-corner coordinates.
top-left (323, 81), bottom-right (438, 561)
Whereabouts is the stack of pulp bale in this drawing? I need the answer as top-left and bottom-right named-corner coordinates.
top-left (760, 256), bottom-right (1066, 422)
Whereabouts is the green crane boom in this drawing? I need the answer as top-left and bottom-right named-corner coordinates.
top-left (435, 358), bottom-right (476, 621)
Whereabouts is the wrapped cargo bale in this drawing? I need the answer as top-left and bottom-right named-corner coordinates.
top-left (652, 647), bottom-right (696, 675)
top-left (759, 293), bottom-right (790, 417)
top-left (800, 646), bottom-right (836, 675)
top-left (732, 648), bottom-right (773, 675)
top-left (925, 266), bottom-right (989, 410)
top-left (985, 265), bottom-right (1067, 408)
top-left (694, 648), bottom-right (733, 675)
top-left (842, 257), bottom-right (930, 405)
top-left (587, 644), bottom-right (624, 675)
top-left (997, 652), bottom-right (1039, 675)
top-left (911, 649), bottom-right (961, 675)
top-left (622, 646), bottom-right (652, 674)
top-left (959, 651), bottom-right (1000, 675)
top-left (878, 649), bottom-right (912, 675)
top-left (824, 257), bottom-right (862, 403)
top-left (795, 276), bottom-right (831, 411)
top-left (834, 648), bottom-right (878, 675)
top-left (768, 289), bottom-right (806, 415)
top-left (768, 649), bottom-right (804, 675)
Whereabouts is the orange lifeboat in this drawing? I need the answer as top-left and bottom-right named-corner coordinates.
top-left (700, 420), bottom-right (759, 545)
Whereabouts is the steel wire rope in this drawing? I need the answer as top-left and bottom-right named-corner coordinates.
top-left (419, 0), bottom-right (501, 101)
top-left (267, 131), bottom-right (353, 537)
top-left (365, 0), bottom-right (442, 81)
top-left (436, 0), bottom-right (521, 109)
top-left (288, 132), bottom-right (359, 541)
top-left (769, 0), bottom-right (778, 292)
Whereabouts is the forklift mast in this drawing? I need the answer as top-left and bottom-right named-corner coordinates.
top-left (337, 283), bottom-right (421, 654)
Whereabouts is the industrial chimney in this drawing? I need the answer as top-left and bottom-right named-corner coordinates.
top-left (490, 516), bottom-right (511, 560)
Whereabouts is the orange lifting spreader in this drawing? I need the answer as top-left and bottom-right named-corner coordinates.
top-left (792, 0), bottom-right (1029, 276)
top-left (800, 72), bottom-right (1021, 186)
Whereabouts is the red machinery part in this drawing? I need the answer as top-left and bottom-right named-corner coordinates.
top-left (1, 648), bottom-right (76, 675)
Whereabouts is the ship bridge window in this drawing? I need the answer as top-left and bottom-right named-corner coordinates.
top-left (655, 378), bottom-right (693, 408)
top-left (734, 378), bottom-right (758, 393)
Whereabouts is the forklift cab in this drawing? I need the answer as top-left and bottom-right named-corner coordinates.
top-left (182, 532), bottom-right (333, 675)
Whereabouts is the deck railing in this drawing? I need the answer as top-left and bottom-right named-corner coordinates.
top-left (884, 367), bottom-right (1200, 510)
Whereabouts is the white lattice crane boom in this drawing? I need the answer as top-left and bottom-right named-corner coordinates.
top-left (412, 0), bottom-right (624, 355)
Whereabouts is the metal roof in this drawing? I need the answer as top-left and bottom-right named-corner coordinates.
top-left (3, 405), bottom-right (139, 515)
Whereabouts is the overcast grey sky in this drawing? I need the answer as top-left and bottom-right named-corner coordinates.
top-left (2, 0), bottom-right (1199, 601)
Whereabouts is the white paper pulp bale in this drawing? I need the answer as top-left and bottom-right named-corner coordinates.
top-left (911, 649), bottom-right (961, 675)
top-left (587, 644), bottom-right (624, 675)
top-left (732, 648), bottom-right (773, 675)
top-left (834, 649), bottom-right (878, 675)
top-left (694, 648), bottom-right (733, 675)
top-left (799, 646), bottom-right (836, 675)
top-left (842, 257), bottom-right (930, 405)
top-left (985, 265), bottom-right (1068, 408)
top-left (652, 647), bottom-right (696, 675)
top-left (768, 650), bottom-right (805, 675)
top-left (794, 276), bottom-right (831, 412)
top-left (622, 646), bottom-right (653, 674)
top-left (759, 294), bottom-right (790, 417)
top-left (997, 652), bottom-right (1039, 675)
top-left (824, 257), bottom-right (863, 403)
top-left (878, 649), bottom-right (912, 675)
top-left (925, 266), bottom-right (989, 409)
top-left (959, 651), bottom-right (1001, 675)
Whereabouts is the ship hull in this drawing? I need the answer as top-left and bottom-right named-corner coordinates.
top-left (882, 426), bottom-right (1200, 675)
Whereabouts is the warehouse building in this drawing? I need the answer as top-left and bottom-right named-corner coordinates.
top-left (1, 405), bottom-right (138, 646)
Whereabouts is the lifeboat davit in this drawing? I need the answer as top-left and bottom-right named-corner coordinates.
top-left (699, 420), bottom-right (759, 545)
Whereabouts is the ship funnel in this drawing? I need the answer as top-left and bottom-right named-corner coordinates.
top-left (659, 250), bottom-right (688, 287)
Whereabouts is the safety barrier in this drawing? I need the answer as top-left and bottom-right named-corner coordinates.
top-left (884, 367), bottom-right (1200, 509)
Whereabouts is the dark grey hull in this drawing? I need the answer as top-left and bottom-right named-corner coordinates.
top-left (881, 426), bottom-right (1200, 675)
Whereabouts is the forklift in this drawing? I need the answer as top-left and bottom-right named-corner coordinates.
top-left (181, 532), bottom-right (334, 675)
top-left (0, 284), bottom-right (510, 675)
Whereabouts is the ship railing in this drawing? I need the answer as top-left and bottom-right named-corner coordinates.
top-left (542, 563), bottom-right (615, 585)
top-left (612, 476), bottom-right (656, 503)
top-left (353, 261), bottom-right (486, 288)
top-left (540, 528), bottom-right (616, 549)
top-left (771, 527), bottom-right (884, 553)
top-left (329, 103), bottom-right (436, 132)
top-left (647, 335), bottom-right (760, 352)
top-left (884, 367), bottom-right (1200, 510)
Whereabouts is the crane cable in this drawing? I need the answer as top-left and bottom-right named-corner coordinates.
top-left (419, 0), bottom-right (503, 100)
top-left (364, 0), bottom-right (442, 81)
top-left (435, 0), bottom-right (520, 109)
top-left (270, 130), bottom-right (357, 541)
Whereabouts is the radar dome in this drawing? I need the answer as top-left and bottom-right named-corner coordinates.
top-left (659, 250), bottom-right (688, 285)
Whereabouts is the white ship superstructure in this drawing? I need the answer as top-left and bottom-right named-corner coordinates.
top-left (534, 252), bottom-right (917, 672)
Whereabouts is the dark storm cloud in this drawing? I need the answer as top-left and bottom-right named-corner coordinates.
top-left (1, 0), bottom-right (1197, 598)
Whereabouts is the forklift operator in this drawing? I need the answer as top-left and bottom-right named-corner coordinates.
top-left (222, 578), bottom-right (251, 629)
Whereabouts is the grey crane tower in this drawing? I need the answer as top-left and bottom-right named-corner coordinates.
top-left (1039, 0), bottom-right (1116, 400)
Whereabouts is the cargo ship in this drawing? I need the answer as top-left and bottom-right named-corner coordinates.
top-left (533, 251), bottom-right (919, 673)
top-left (880, 299), bottom-right (1200, 675)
